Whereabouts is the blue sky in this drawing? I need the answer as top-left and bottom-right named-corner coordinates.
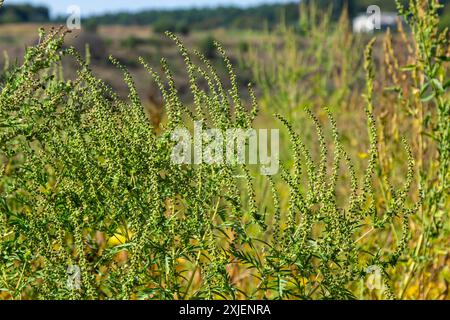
top-left (6, 0), bottom-right (297, 16)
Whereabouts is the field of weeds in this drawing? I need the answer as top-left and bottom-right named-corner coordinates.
top-left (0, 1), bottom-right (448, 300)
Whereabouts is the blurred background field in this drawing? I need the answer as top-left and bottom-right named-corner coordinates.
top-left (0, 0), bottom-right (449, 300)
top-left (0, 0), bottom-right (448, 103)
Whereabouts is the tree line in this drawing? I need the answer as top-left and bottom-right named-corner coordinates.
top-left (0, 3), bottom-right (49, 23)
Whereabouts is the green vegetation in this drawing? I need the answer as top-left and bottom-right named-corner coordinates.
top-left (200, 35), bottom-right (217, 60)
top-left (246, 0), bottom-right (449, 299)
top-left (0, 0), bottom-right (448, 300)
top-left (0, 27), bottom-right (419, 299)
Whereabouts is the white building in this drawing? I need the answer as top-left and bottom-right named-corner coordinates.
top-left (353, 12), bottom-right (399, 33)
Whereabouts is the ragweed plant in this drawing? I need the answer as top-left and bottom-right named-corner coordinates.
top-left (394, 0), bottom-right (449, 235)
top-left (247, 0), bottom-right (449, 299)
top-left (376, 0), bottom-right (449, 298)
top-left (0, 24), bottom-right (420, 300)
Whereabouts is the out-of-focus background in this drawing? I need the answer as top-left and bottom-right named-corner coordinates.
top-left (1, 0), bottom-right (448, 109)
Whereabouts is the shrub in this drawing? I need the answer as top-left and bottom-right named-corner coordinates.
top-left (200, 35), bottom-right (217, 60)
top-left (153, 19), bottom-right (177, 34)
top-left (120, 36), bottom-right (145, 49)
top-left (83, 20), bottom-right (99, 34)
top-left (176, 21), bottom-right (190, 36)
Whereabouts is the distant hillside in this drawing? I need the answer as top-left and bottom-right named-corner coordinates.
top-left (74, 1), bottom-right (407, 30)
top-left (79, 0), bottom-right (449, 31)
top-left (1, 1), bottom-right (448, 29)
top-left (74, 2), bottom-right (301, 31)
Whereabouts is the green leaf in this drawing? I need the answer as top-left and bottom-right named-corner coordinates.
top-left (400, 64), bottom-right (416, 71)
top-left (420, 82), bottom-right (430, 97)
top-left (437, 55), bottom-right (450, 62)
top-left (421, 92), bottom-right (436, 102)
